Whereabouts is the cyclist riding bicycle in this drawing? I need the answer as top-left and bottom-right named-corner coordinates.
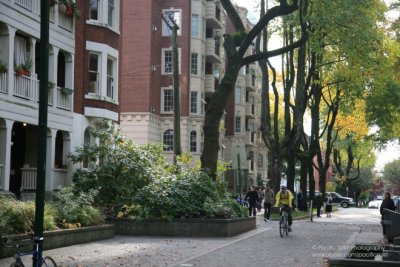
top-left (274, 185), bottom-right (294, 231)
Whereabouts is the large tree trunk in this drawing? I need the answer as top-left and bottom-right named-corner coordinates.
top-left (201, 0), bottom-right (305, 179)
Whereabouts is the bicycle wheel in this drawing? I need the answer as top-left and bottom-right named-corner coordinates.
top-left (284, 217), bottom-right (289, 236)
top-left (42, 256), bottom-right (57, 267)
top-left (279, 216), bottom-right (284, 237)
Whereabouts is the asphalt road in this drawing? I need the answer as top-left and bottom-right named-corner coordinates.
top-left (314, 206), bottom-right (381, 224)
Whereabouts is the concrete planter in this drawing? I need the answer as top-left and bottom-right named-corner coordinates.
top-left (109, 217), bottom-right (256, 237)
top-left (0, 224), bottom-right (115, 259)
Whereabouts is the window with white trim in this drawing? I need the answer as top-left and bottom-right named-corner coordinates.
top-left (190, 91), bottom-right (198, 113)
top-left (162, 88), bottom-right (174, 113)
top-left (162, 48), bottom-right (181, 75)
top-left (191, 53), bottom-right (198, 75)
top-left (201, 94), bottom-right (206, 115)
top-left (200, 131), bottom-right (204, 153)
top-left (88, 0), bottom-right (119, 31)
top-left (163, 129), bottom-right (174, 151)
top-left (89, 53), bottom-right (99, 94)
top-left (235, 87), bottom-right (242, 104)
top-left (162, 9), bottom-right (182, 36)
top-left (86, 42), bottom-right (119, 102)
top-left (257, 154), bottom-right (263, 168)
top-left (106, 58), bottom-right (115, 99)
top-left (190, 130), bottom-right (197, 152)
top-left (191, 14), bottom-right (199, 37)
top-left (235, 116), bottom-right (241, 133)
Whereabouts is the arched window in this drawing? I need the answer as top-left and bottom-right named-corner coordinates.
top-left (163, 129), bottom-right (174, 151)
top-left (190, 130), bottom-right (197, 152)
top-left (257, 154), bottom-right (263, 168)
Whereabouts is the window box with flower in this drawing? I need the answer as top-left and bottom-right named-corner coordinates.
top-left (61, 87), bottom-right (74, 95)
top-left (58, 0), bottom-right (81, 18)
top-left (0, 61), bottom-right (7, 73)
top-left (15, 60), bottom-right (32, 76)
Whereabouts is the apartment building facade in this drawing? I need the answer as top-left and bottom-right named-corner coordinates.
top-left (0, 0), bottom-right (121, 198)
top-left (119, 1), bottom-right (268, 191)
top-left (223, 5), bottom-right (269, 192)
top-left (119, 0), bottom-right (225, 163)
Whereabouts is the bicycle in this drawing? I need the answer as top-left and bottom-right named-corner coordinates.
top-left (279, 205), bottom-right (290, 237)
top-left (3, 234), bottom-right (57, 267)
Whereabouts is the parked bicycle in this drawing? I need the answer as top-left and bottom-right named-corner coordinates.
top-left (3, 234), bottom-right (57, 267)
top-left (279, 205), bottom-right (290, 237)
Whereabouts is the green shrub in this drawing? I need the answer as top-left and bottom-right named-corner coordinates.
top-left (51, 186), bottom-right (104, 227)
top-left (0, 196), bottom-right (57, 235)
top-left (69, 120), bottom-right (167, 212)
top-left (203, 197), bottom-right (248, 218)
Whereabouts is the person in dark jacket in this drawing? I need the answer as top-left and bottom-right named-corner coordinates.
top-left (315, 193), bottom-right (323, 217)
top-left (245, 186), bottom-right (259, 216)
top-left (380, 192), bottom-right (396, 235)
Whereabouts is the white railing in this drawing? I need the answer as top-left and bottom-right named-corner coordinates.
top-left (48, 86), bottom-right (54, 105)
top-left (59, 12), bottom-right (73, 31)
top-left (0, 164), bottom-right (3, 190)
top-left (13, 73), bottom-right (40, 102)
top-left (15, 0), bottom-right (33, 12)
top-left (0, 72), bottom-right (7, 94)
top-left (21, 165), bottom-right (37, 190)
top-left (56, 86), bottom-right (72, 110)
top-left (53, 168), bottom-right (67, 189)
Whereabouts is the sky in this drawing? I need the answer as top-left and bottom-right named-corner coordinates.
top-left (230, 0), bottom-right (400, 171)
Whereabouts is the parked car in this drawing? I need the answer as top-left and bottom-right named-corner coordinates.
top-left (326, 192), bottom-right (354, 208)
top-left (368, 199), bottom-right (381, 209)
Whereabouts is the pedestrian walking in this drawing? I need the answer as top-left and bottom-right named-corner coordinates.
top-left (325, 193), bottom-right (333, 217)
top-left (297, 189), bottom-right (303, 211)
top-left (244, 186), bottom-right (259, 216)
top-left (315, 193), bottom-right (323, 217)
top-left (263, 184), bottom-right (274, 222)
top-left (380, 192), bottom-right (396, 235)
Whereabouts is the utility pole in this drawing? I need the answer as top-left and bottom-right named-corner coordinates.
top-left (162, 13), bottom-right (181, 164)
top-left (34, 0), bottom-right (49, 266)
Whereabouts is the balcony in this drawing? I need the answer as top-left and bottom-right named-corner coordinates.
top-left (205, 75), bottom-right (219, 93)
top-left (11, 0), bottom-right (72, 32)
top-left (245, 73), bottom-right (256, 92)
top-left (10, 73), bottom-right (72, 111)
top-left (20, 165), bottom-right (67, 190)
top-left (246, 104), bottom-right (256, 118)
top-left (0, 72), bottom-right (7, 94)
top-left (206, 0), bottom-right (222, 29)
top-left (245, 131), bottom-right (256, 147)
top-left (206, 38), bottom-right (221, 63)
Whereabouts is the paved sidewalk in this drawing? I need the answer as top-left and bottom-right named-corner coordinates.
top-left (0, 212), bottom-right (384, 267)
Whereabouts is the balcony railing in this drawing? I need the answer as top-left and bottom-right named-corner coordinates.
top-left (206, 0), bottom-right (222, 29)
top-left (0, 72), bottom-right (7, 94)
top-left (20, 165), bottom-right (68, 190)
top-left (54, 168), bottom-right (67, 189)
top-left (0, 164), bottom-right (3, 190)
top-left (21, 165), bottom-right (37, 190)
top-left (14, 72), bottom-right (40, 101)
top-left (206, 38), bottom-right (221, 63)
top-left (12, 74), bottom-right (72, 111)
top-left (59, 11), bottom-right (74, 31)
top-left (56, 86), bottom-right (73, 110)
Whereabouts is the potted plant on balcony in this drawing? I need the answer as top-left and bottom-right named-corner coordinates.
top-left (15, 60), bottom-right (32, 76)
top-left (61, 87), bottom-right (74, 95)
top-left (0, 61), bottom-right (7, 73)
top-left (58, 0), bottom-right (81, 18)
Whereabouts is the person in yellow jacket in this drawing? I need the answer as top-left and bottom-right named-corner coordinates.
top-left (274, 185), bottom-right (294, 231)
